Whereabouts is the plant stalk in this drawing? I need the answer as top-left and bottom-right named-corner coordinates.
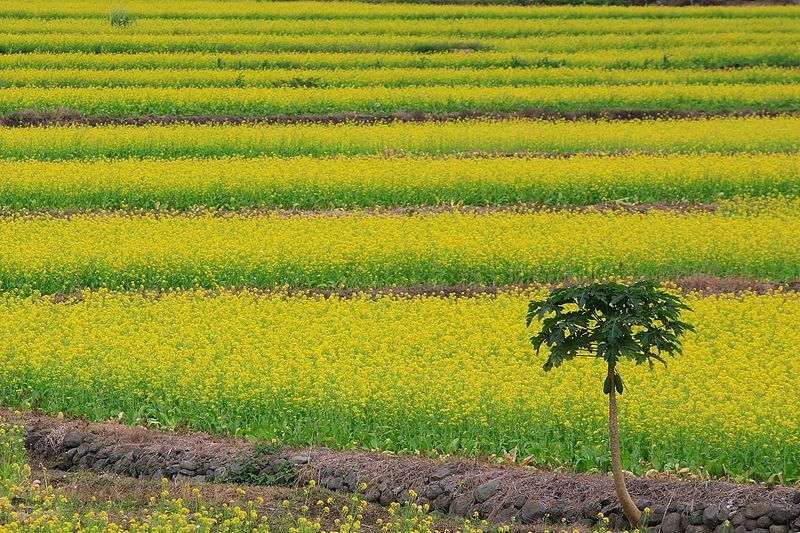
top-left (608, 362), bottom-right (642, 528)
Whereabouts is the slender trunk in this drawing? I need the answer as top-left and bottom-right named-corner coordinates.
top-left (608, 362), bottom-right (642, 528)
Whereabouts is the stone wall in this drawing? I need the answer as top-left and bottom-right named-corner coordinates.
top-left (23, 424), bottom-right (800, 533)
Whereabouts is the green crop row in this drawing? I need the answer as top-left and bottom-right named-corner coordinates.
top-left (0, 31), bottom-right (794, 54)
top-left (1, 66), bottom-right (798, 89)
top-left (0, 117), bottom-right (797, 160)
top-left (2, 154), bottom-right (798, 211)
top-left (1, 199), bottom-right (798, 294)
top-left (0, 15), bottom-right (796, 37)
top-left (3, 2), bottom-right (797, 20)
top-left (0, 47), bottom-right (794, 70)
top-left (2, 84), bottom-right (798, 117)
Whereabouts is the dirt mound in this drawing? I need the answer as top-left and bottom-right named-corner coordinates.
top-left (9, 411), bottom-right (800, 532)
top-left (0, 108), bottom-right (794, 128)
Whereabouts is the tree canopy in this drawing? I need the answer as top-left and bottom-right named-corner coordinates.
top-left (526, 280), bottom-right (694, 393)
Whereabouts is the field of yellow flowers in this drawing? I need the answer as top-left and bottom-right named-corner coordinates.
top-left (1, 199), bottom-right (799, 293)
top-left (0, 0), bottom-right (799, 494)
top-left (1, 290), bottom-right (799, 482)
top-left (0, 2), bottom-right (799, 115)
top-left (2, 153), bottom-right (797, 211)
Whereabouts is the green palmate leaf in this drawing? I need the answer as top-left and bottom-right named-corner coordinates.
top-left (526, 280), bottom-right (693, 393)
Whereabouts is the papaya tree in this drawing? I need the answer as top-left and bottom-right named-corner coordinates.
top-left (526, 281), bottom-right (693, 528)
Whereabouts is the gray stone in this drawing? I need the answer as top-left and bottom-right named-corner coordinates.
top-left (495, 505), bottom-right (518, 523)
top-left (423, 483), bottom-right (444, 500)
top-left (379, 489), bottom-right (394, 507)
top-left (745, 519), bottom-right (760, 530)
top-left (794, 492), bottom-right (800, 505)
top-left (519, 499), bottom-right (547, 524)
top-left (685, 526), bottom-right (712, 533)
top-left (91, 459), bottom-right (108, 472)
top-left (112, 460), bottom-right (129, 475)
top-left (136, 456), bottom-right (157, 477)
top-left (433, 493), bottom-right (452, 513)
top-left (789, 505), bottom-right (800, 521)
top-left (757, 515), bottom-right (774, 528)
top-left (212, 467), bottom-right (226, 481)
top-left (705, 505), bottom-right (722, 527)
top-left (179, 459), bottom-right (197, 472)
top-left (601, 502), bottom-right (623, 516)
top-left (430, 466), bottom-right (453, 482)
top-left (342, 472), bottom-right (357, 490)
top-left (661, 512), bottom-right (685, 533)
top-left (690, 509), bottom-right (706, 525)
top-left (165, 464), bottom-right (180, 476)
top-left (636, 499), bottom-right (653, 510)
top-left (73, 442), bottom-right (92, 459)
top-left (551, 498), bottom-right (570, 520)
top-left (731, 512), bottom-right (745, 526)
top-left (733, 527), bottom-right (746, 533)
top-left (450, 494), bottom-right (474, 517)
top-left (749, 529), bottom-right (769, 533)
top-left (714, 524), bottom-right (733, 533)
top-left (480, 496), bottom-right (502, 517)
top-left (106, 446), bottom-right (125, 463)
top-left (194, 475), bottom-right (206, 483)
top-left (288, 455), bottom-right (309, 465)
top-left (649, 505), bottom-right (667, 525)
top-left (767, 507), bottom-right (791, 524)
top-left (609, 513), bottom-right (628, 531)
top-left (514, 494), bottom-right (527, 509)
top-left (768, 526), bottom-right (788, 533)
top-left (397, 489), bottom-right (411, 504)
top-left (745, 503), bottom-right (773, 519)
top-left (575, 519), bottom-right (595, 529)
top-left (325, 476), bottom-right (342, 491)
top-left (473, 478), bottom-right (500, 503)
top-left (673, 503), bottom-right (689, 514)
top-left (581, 500), bottom-right (603, 520)
top-left (82, 434), bottom-right (95, 443)
top-left (151, 469), bottom-right (165, 481)
top-left (363, 485), bottom-right (381, 503)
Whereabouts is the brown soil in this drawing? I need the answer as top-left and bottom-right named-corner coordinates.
top-left (0, 201), bottom-right (720, 221)
top-left (1, 108), bottom-right (796, 128)
top-left (44, 276), bottom-right (800, 305)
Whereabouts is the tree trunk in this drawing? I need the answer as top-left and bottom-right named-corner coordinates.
top-left (608, 362), bottom-right (642, 528)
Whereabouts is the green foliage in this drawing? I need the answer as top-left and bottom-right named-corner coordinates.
top-left (223, 442), bottom-right (296, 486)
top-left (109, 10), bottom-right (135, 27)
top-left (527, 281), bottom-right (694, 392)
top-left (0, 418), bottom-right (29, 499)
